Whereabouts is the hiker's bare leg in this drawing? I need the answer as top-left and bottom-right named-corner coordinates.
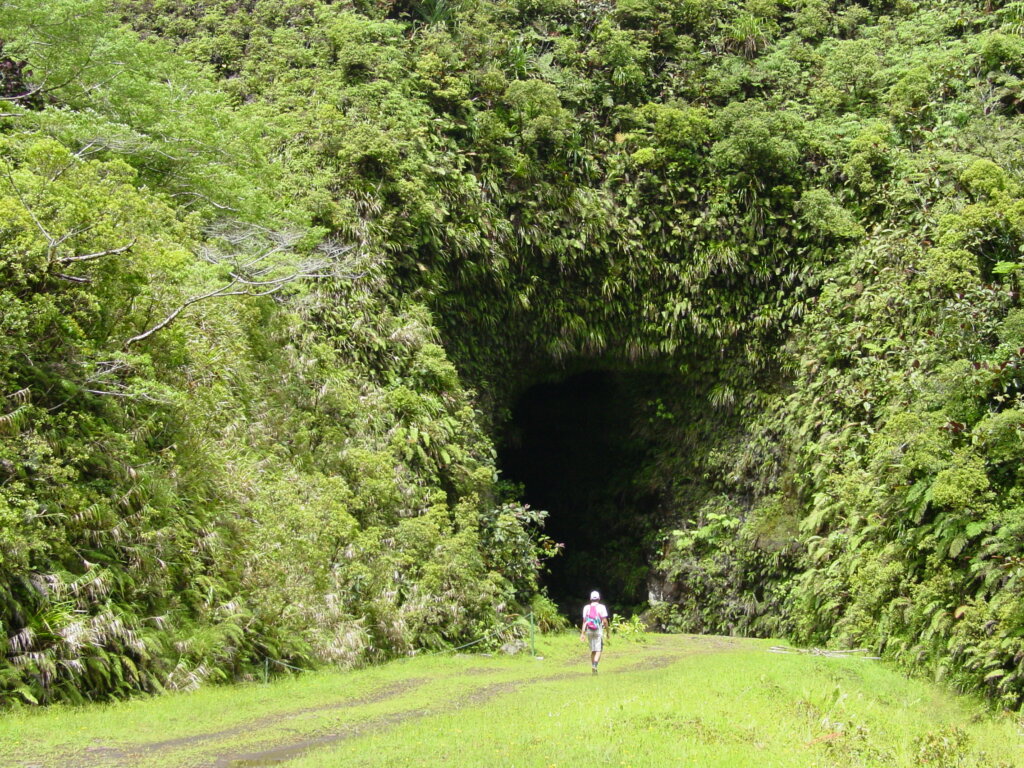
top-left (593, 650), bottom-right (602, 665)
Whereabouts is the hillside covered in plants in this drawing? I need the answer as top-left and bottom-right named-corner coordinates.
top-left (3, 0), bottom-right (1024, 710)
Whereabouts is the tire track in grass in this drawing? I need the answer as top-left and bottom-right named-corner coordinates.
top-left (213, 636), bottom-right (746, 767)
top-left (218, 708), bottom-right (434, 768)
top-left (36, 678), bottom-right (430, 768)
top-left (153, 678), bottom-right (429, 753)
top-left (25, 635), bottom-right (748, 768)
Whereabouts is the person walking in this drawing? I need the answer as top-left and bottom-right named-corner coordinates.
top-left (580, 590), bottom-right (609, 674)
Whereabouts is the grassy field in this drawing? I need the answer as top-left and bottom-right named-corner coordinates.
top-left (1, 633), bottom-right (1021, 768)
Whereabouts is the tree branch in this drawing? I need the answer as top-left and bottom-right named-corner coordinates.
top-left (2, 164), bottom-right (56, 250)
top-left (0, 85), bottom-right (43, 102)
top-left (123, 281), bottom-right (242, 348)
top-left (124, 223), bottom-right (367, 348)
top-left (228, 270), bottom-right (332, 287)
top-left (53, 272), bottom-right (92, 284)
top-left (170, 191), bottom-right (237, 212)
top-left (82, 388), bottom-right (169, 404)
top-left (57, 239), bottom-right (135, 264)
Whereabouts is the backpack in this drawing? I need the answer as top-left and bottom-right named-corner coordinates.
top-left (584, 604), bottom-right (602, 631)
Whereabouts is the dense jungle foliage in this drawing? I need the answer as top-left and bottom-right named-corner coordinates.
top-left (3, 0), bottom-right (1024, 710)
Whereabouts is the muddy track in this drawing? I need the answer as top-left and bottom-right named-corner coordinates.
top-left (210, 636), bottom-right (743, 768)
top-left (39, 635), bottom-right (746, 768)
top-left (48, 678), bottom-right (429, 768)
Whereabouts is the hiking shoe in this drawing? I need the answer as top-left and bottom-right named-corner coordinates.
top-left (592, 665), bottom-right (598, 674)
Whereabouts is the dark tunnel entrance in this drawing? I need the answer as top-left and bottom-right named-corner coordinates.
top-left (497, 370), bottom-right (665, 617)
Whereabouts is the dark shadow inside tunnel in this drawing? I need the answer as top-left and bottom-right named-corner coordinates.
top-left (497, 370), bottom-right (665, 618)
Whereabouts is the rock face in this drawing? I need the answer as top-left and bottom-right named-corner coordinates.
top-left (501, 640), bottom-right (528, 656)
top-left (647, 578), bottom-right (680, 609)
top-left (0, 43), bottom-right (43, 109)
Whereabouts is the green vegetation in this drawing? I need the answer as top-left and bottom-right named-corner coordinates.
top-left (1, 634), bottom-right (1021, 767)
top-left (0, 0), bottom-right (554, 705)
top-left (4, 0), bottom-right (1024, 716)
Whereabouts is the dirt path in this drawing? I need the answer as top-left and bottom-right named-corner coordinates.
top-left (36, 634), bottom-right (745, 768)
top-left (55, 678), bottom-right (430, 768)
top-left (214, 636), bottom-right (732, 768)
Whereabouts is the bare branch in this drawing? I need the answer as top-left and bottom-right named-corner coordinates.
top-left (124, 281), bottom-right (241, 348)
top-left (243, 285), bottom-right (290, 299)
top-left (228, 272), bottom-right (310, 287)
top-left (125, 280), bottom-right (300, 348)
top-left (0, 85), bottom-right (43, 102)
top-left (237, 245), bottom-right (291, 272)
top-left (124, 222), bottom-right (367, 347)
top-left (57, 239), bottom-right (135, 264)
top-left (83, 389), bottom-right (166, 403)
top-left (53, 272), bottom-right (92, 284)
top-left (2, 164), bottom-right (56, 249)
top-left (318, 240), bottom-right (356, 259)
top-left (228, 267), bottom-right (343, 286)
top-left (171, 191), bottom-right (237, 212)
top-left (72, 140), bottom-right (101, 159)
top-left (53, 225), bottom-right (94, 248)
top-left (22, 33), bottom-right (106, 99)
top-left (79, 69), bottom-right (125, 96)
top-left (201, 222), bottom-right (306, 275)
top-left (197, 245), bottom-right (220, 265)
top-left (48, 145), bottom-right (98, 182)
top-left (85, 360), bottom-right (132, 382)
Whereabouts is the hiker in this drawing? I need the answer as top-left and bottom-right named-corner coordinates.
top-left (580, 590), bottom-right (609, 674)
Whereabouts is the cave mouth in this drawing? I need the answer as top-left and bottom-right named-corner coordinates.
top-left (497, 369), bottom-right (667, 618)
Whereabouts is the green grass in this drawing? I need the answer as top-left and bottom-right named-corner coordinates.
top-left (1, 634), bottom-right (1021, 767)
